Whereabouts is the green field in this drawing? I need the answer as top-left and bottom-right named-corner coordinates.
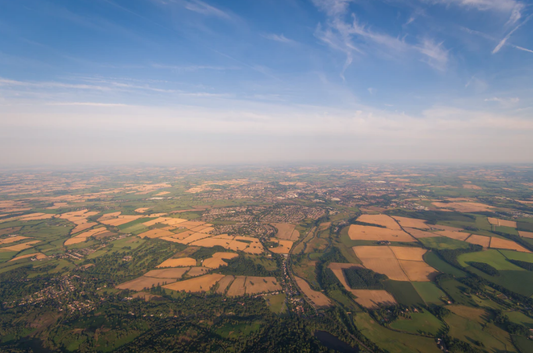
top-left (423, 251), bottom-right (467, 278)
top-left (419, 236), bottom-right (471, 250)
top-left (121, 223), bottom-right (149, 235)
top-left (354, 313), bottom-right (441, 353)
top-left (444, 312), bottom-right (517, 352)
top-left (458, 250), bottom-right (525, 271)
top-left (512, 335), bottom-right (533, 353)
top-left (265, 293), bottom-right (287, 314)
top-left (437, 278), bottom-right (476, 306)
top-left (390, 310), bottom-right (444, 335)
top-left (383, 281), bottom-right (425, 306)
top-left (412, 282), bottom-right (446, 304)
top-left (469, 268), bottom-right (533, 297)
top-left (215, 321), bottom-right (263, 338)
top-left (506, 311), bottom-right (533, 329)
top-left (498, 250), bottom-right (533, 262)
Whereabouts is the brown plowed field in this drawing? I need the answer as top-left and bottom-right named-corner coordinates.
top-left (435, 230), bottom-right (470, 241)
top-left (519, 231), bottom-right (533, 238)
top-left (186, 267), bottom-right (210, 277)
top-left (295, 276), bottom-right (331, 307)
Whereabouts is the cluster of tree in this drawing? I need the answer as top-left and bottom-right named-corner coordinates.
top-left (342, 267), bottom-right (387, 289)
top-left (189, 246), bottom-right (226, 260)
top-left (508, 259), bottom-right (533, 271)
top-left (468, 262), bottom-right (499, 276)
top-left (435, 244), bottom-right (483, 269)
top-left (315, 248), bottom-right (347, 291)
top-left (217, 255), bottom-right (280, 277)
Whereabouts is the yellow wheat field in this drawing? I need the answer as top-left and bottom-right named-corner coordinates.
top-left (273, 223), bottom-right (300, 241)
top-left (202, 252), bottom-right (238, 268)
top-left (358, 214), bottom-right (401, 229)
top-left (215, 275), bottom-right (235, 294)
top-left (226, 276), bottom-right (247, 296)
top-left (488, 218), bottom-right (517, 228)
top-left (116, 276), bottom-right (176, 291)
top-left (144, 268), bottom-right (190, 279)
top-left (163, 274), bottom-right (225, 293)
top-left (245, 276), bottom-right (281, 295)
top-left (156, 257), bottom-right (197, 268)
top-left (405, 228), bottom-right (440, 238)
top-left (138, 229), bottom-right (175, 239)
top-left (465, 235), bottom-right (491, 248)
top-left (8, 253), bottom-right (47, 262)
top-left (186, 267), bottom-right (210, 277)
top-left (490, 237), bottom-right (531, 253)
top-left (352, 290), bottom-right (397, 308)
top-left (295, 276), bottom-right (331, 307)
top-left (348, 225), bottom-right (415, 242)
top-left (392, 216), bottom-right (430, 229)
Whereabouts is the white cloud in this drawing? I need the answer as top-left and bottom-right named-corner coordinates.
top-left (493, 14), bottom-right (532, 54)
top-left (416, 39), bottom-right (449, 71)
top-left (262, 34), bottom-right (296, 44)
top-left (424, 0), bottom-right (524, 24)
top-left (484, 97), bottom-right (520, 106)
top-left (183, 0), bottom-right (230, 19)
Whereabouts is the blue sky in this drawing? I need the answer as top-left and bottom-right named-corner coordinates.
top-left (0, 0), bottom-right (532, 165)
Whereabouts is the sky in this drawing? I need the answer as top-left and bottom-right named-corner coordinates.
top-left (0, 0), bottom-right (532, 166)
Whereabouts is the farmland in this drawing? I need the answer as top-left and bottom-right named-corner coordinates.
top-left (2, 165), bottom-right (533, 352)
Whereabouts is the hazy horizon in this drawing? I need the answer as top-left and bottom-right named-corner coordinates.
top-left (1, 0), bottom-right (532, 165)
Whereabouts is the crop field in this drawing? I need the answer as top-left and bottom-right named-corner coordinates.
top-left (351, 290), bottom-right (396, 308)
top-left (134, 208), bottom-right (149, 213)
top-left (419, 236), bottom-right (471, 250)
top-left (328, 262), bottom-right (365, 294)
top-left (434, 230), bottom-right (470, 241)
top-left (488, 218), bottom-right (517, 228)
top-left (358, 214), bottom-right (401, 229)
top-left (348, 225), bottom-right (415, 242)
top-left (215, 275), bottom-right (234, 294)
top-left (144, 267), bottom-right (190, 279)
top-left (412, 282), bottom-right (446, 304)
top-left (187, 267), bottom-right (210, 277)
top-left (100, 215), bottom-right (143, 227)
top-left (163, 274), bottom-right (225, 293)
top-left (465, 234), bottom-right (491, 248)
top-left (138, 228), bottom-right (175, 239)
top-left (392, 216), bottom-right (430, 229)
top-left (157, 257), bottom-right (197, 267)
top-left (273, 223), bottom-right (300, 240)
top-left (268, 239), bottom-right (293, 254)
top-left (390, 311), bottom-right (444, 335)
top-left (519, 231), bottom-right (533, 238)
top-left (8, 252), bottom-right (47, 262)
top-left (438, 278), bottom-right (476, 306)
top-left (226, 276), bottom-right (247, 296)
top-left (404, 228), bottom-right (438, 238)
top-left (498, 249), bottom-right (533, 262)
top-left (490, 237), bottom-right (531, 253)
top-left (189, 234), bottom-right (264, 254)
top-left (116, 276), bottom-right (176, 291)
top-left (354, 313), bottom-right (441, 353)
top-left (506, 311), bottom-right (533, 329)
top-left (383, 281), bottom-right (425, 306)
top-left (431, 202), bottom-right (493, 213)
top-left (294, 276), bottom-right (331, 307)
top-left (353, 246), bottom-right (437, 281)
top-left (202, 252), bottom-right (238, 268)
top-left (0, 240), bottom-right (41, 252)
top-left (64, 227), bottom-right (107, 246)
top-left (0, 235), bottom-right (29, 245)
top-left (265, 293), bottom-right (287, 314)
top-left (245, 276), bottom-right (281, 295)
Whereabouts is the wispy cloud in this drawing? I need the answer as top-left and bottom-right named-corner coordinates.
top-left (416, 39), bottom-right (449, 71)
top-left (484, 97), bottom-right (520, 106)
top-left (424, 0), bottom-right (524, 25)
top-left (492, 14), bottom-right (532, 54)
top-left (183, 0), bottom-right (231, 19)
top-left (313, 3), bottom-right (449, 76)
top-left (262, 34), bottom-right (296, 44)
